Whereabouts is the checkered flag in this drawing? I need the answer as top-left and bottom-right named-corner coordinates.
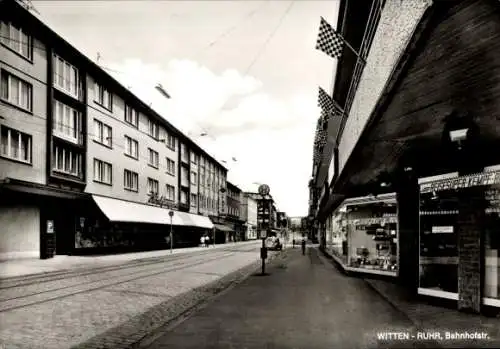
top-left (315, 17), bottom-right (344, 60)
top-left (318, 87), bottom-right (336, 112)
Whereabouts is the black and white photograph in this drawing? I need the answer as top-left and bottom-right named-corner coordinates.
top-left (1, 0), bottom-right (500, 348)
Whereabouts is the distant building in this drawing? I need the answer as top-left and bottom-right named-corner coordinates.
top-left (241, 193), bottom-right (258, 240)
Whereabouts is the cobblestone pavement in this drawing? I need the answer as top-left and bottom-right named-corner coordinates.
top-left (0, 242), bottom-right (272, 349)
top-left (140, 248), bottom-right (442, 349)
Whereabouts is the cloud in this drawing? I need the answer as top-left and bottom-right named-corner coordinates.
top-left (106, 58), bottom-right (319, 215)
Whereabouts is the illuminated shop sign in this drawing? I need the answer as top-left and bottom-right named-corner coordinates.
top-left (420, 171), bottom-right (500, 193)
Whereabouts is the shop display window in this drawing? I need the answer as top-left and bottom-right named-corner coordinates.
top-left (327, 206), bottom-right (348, 264)
top-left (484, 184), bottom-right (500, 306)
top-left (419, 169), bottom-right (500, 306)
top-left (346, 199), bottom-right (398, 276)
top-left (418, 188), bottom-right (459, 297)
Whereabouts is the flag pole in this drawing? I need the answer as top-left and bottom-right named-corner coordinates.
top-left (338, 32), bottom-right (366, 65)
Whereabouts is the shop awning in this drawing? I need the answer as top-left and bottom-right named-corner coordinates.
top-left (92, 195), bottom-right (214, 228)
top-left (214, 224), bottom-right (233, 232)
top-left (186, 214), bottom-right (214, 229)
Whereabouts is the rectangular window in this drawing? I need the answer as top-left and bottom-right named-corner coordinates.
top-left (344, 200), bottom-right (398, 276)
top-left (191, 193), bottom-right (197, 207)
top-left (181, 167), bottom-right (189, 187)
top-left (124, 136), bottom-right (138, 159)
top-left (124, 169), bottom-right (139, 191)
top-left (418, 187), bottom-right (459, 297)
top-left (181, 143), bottom-right (189, 163)
top-left (0, 70), bottom-right (33, 111)
top-left (52, 145), bottom-right (82, 177)
top-left (148, 119), bottom-right (159, 139)
top-left (166, 133), bottom-right (176, 150)
top-left (180, 190), bottom-right (188, 204)
top-left (0, 126), bottom-right (32, 163)
top-left (166, 157), bottom-right (175, 176)
top-left (166, 184), bottom-right (175, 201)
top-left (147, 177), bottom-right (159, 195)
top-left (191, 171), bottom-right (197, 185)
top-left (484, 184), bottom-right (500, 304)
top-left (93, 158), bottom-right (112, 184)
top-left (93, 119), bottom-right (112, 147)
top-left (53, 54), bottom-right (79, 98)
top-left (191, 152), bottom-right (197, 164)
top-left (0, 21), bottom-right (33, 60)
top-left (148, 148), bottom-right (159, 168)
top-left (53, 100), bottom-right (82, 144)
top-left (94, 82), bottom-right (112, 110)
top-left (124, 105), bottom-right (138, 128)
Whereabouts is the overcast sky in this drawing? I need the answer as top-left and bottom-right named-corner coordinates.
top-left (34, 0), bottom-right (339, 217)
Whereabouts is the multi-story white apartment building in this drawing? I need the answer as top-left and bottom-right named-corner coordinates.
top-left (0, 0), bottom-right (228, 259)
top-left (241, 193), bottom-right (257, 240)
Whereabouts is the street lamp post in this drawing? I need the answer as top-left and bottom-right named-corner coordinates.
top-left (168, 210), bottom-right (174, 254)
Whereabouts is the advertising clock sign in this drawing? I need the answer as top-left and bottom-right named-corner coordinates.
top-left (258, 184), bottom-right (270, 196)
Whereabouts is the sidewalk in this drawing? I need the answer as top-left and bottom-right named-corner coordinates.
top-left (319, 248), bottom-right (500, 348)
top-left (364, 279), bottom-right (500, 346)
top-left (0, 240), bottom-right (260, 279)
top-left (140, 247), bottom-right (437, 349)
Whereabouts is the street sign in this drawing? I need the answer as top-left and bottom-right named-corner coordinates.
top-left (258, 184), bottom-right (270, 196)
top-left (259, 229), bottom-right (267, 239)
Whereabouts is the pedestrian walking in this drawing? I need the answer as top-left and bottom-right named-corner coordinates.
top-left (205, 235), bottom-right (210, 247)
top-left (292, 239), bottom-right (295, 248)
top-left (200, 235), bottom-right (205, 247)
top-left (301, 237), bottom-right (306, 256)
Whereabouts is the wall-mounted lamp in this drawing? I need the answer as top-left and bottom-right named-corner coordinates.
top-left (449, 128), bottom-right (469, 149)
top-left (404, 166), bottom-right (413, 172)
top-left (380, 182), bottom-right (390, 188)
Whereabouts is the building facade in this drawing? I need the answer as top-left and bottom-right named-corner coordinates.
top-left (0, 0), bottom-right (228, 259)
top-left (241, 193), bottom-right (258, 240)
top-left (224, 181), bottom-right (245, 242)
top-left (311, 0), bottom-right (500, 315)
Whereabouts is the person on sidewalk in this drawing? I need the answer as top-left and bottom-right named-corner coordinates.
top-left (301, 237), bottom-right (306, 255)
top-left (292, 239), bottom-right (295, 248)
top-left (200, 235), bottom-right (205, 247)
top-left (205, 235), bottom-right (210, 248)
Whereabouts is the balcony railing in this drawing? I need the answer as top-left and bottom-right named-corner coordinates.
top-left (337, 0), bottom-right (386, 141)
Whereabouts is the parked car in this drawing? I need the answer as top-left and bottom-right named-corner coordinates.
top-left (266, 237), bottom-right (283, 251)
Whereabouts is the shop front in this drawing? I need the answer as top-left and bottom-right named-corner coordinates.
top-left (417, 166), bottom-right (500, 312)
top-left (327, 193), bottom-right (399, 277)
top-left (325, 205), bottom-right (348, 265)
top-left (0, 178), bottom-right (88, 260)
top-left (72, 195), bottom-right (215, 254)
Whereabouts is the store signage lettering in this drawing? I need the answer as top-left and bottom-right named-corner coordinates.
top-left (431, 226), bottom-right (454, 234)
top-left (348, 217), bottom-right (398, 225)
top-left (420, 171), bottom-right (500, 193)
top-left (147, 193), bottom-right (178, 209)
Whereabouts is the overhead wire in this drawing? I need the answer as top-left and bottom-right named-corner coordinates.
top-left (201, 0), bottom-right (295, 161)
top-left (1, 2), bottom-right (290, 164)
